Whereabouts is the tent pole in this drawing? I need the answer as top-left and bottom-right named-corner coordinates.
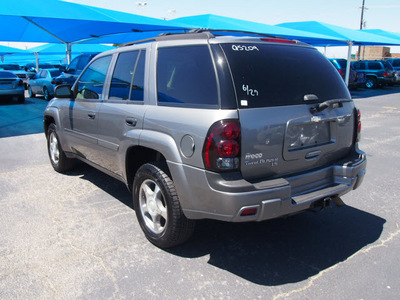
top-left (66, 43), bottom-right (72, 65)
top-left (34, 52), bottom-right (39, 72)
top-left (345, 41), bottom-right (353, 86)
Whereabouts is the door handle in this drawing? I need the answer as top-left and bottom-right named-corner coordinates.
top-left (88, 112), bottom-right (96, 119)
top-left (125, 118), bottom-right (137, 127)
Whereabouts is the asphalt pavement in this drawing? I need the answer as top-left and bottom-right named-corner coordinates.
top-left (0, 87), bottom-right (399, 299)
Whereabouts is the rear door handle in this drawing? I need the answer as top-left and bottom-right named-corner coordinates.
top-left (88, 112), bottom-right (96, 119)
top-left (125, 117), bottom-right (137, 127)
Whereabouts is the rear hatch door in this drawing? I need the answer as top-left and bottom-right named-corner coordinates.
top-left (220, 42), bottom-right (355, 181)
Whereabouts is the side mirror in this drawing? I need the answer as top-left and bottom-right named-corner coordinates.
top-left (54, 85), bottom-right (74, 99)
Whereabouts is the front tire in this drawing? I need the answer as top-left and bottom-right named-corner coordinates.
top-left (28, 86), bottom-right (35, 98)
top-left (47, 123), bottom-right (75, 173)
top-left (133, 162), bottom-right (195, 248)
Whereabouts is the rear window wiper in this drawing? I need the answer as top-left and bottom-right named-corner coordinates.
top-left (309, 98), bottom-right (352, 114)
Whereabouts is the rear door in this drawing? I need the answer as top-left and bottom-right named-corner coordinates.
top-left (220, 42), bottom-right (355, 180)
top-left (96, 49), bottom-right (147, 176)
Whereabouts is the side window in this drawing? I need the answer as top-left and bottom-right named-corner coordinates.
top-left (109, 51), bottom-right (139, 100)
top-left (157, 45), bottom-right (218, 107)
top-left (76, 55), bottom-right (112, 100)
top-left (353, 62), bottom-right (366, 70)
top-left (392, 60), bottom-right (400, 67)
top-left (131, 51), bottom-right (145, 101)
top-left (40, 70), bottom-right (47, 78)
top-left (368, 62), bottom-right (381, 70)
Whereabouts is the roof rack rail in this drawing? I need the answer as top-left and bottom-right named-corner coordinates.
top-left (121, 31), bottom-right (215, 47)
top-left (120, 29), bottom-right (288, 47)
top-left (188, 28), bottom-right (276, 38)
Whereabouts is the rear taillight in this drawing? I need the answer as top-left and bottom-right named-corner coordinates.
top-left (338, 68), bottom-right (344, 78)
top-left (18, 79), bottom-right (24, 87)
top-left (355, 108), bottom-right (361, 142)
top-left (203, 120), bottom-right (241, 171)
top-left (383, 71), bottom-right (388, 77)
top-left (51, 78), bottom-right (56, 85)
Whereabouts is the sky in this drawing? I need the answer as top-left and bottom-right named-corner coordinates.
top-left (3, 0), bottom-right (400, 58)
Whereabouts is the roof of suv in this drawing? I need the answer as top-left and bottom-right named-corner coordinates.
top-left (120, 30), bottom-right (310, 48)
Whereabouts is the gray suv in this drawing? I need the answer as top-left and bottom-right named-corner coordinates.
top-left (44, 32), bottom-right (367, 248)
top-left (351, 60), bottom-right (396, 89)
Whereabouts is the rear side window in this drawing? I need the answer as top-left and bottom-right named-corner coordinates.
top-left (109, 50), bottom-right (145, 101)
top-left (50, 70), bottom-right (61, 77)
top-left (76, 55), bottom-right (112, 100)
top-left (221, 43), bottom-right (350, 108)
top-left (368, 62), bottom-right (382, 70)
top-left (157, 45), bottom-right (218, 107)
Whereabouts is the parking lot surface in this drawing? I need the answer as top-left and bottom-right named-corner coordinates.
top-left (1, 87), bottom-right (400, 299)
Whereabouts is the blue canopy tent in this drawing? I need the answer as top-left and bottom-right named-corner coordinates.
top-left (171, 14), bottom-right (345, 45)
top-left (0, 45), bottom-right (26, 62)
top-left (0, 0), bottom-right (186, 63)
top-left (362, 29), bottom-right (400, 42)
top-left (27, 43), bottom-right (116, 71)
top-left (277, 21), bottom-right (400, 84)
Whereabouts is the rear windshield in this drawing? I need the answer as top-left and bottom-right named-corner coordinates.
top-left (0, 71), bottom-right (17, 78)
top-left (220, 43), bottom-right (350, 108)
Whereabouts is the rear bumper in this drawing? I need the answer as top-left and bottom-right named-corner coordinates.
top-left (0, 89), bottom-right (25, 97)
top-left (169, 148), bottom-right (366, 222)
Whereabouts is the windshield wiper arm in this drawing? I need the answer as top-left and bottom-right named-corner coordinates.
top-left (310, 99), bottom-right (352, 114)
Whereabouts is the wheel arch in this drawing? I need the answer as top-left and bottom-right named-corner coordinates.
top-left (125, 146), bottom-right (167, 191)
top-left (43, 108), bottom-right (61, 138)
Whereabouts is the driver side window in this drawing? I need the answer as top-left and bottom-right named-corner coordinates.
top-left (76, 56), bottom-right (112, 100)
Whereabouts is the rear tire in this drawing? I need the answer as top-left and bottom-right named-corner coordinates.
top-left (133, 162), bottom-right (195, 248)
top-left (47, 123), bottom-right (75, 173)
top-left (365, 77), bottom-right (377, 89)
top-left (43, 87), bottom-right (52, 101)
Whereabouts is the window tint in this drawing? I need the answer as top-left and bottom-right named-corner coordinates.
top-left (392, 60), bottom-right (400, 67)
top-left (353, 62), bottom-right (366, 70)
top-left (109, 50), bottom-right (145, 101)
top-left (77, 56), bottom-right (93, 72)
top-left (0, 71), bottom-right (17, 79)
top-left (131, 52), bottom-right (145, 101)
top-left (221, 43), bottom-right (350, 108)
top-left (67, 56), bottom-right (79, 71)
top-left (368, 62), bottom-right (382, 70)
top-left (382, 61), bottom-right (394, 70)
top-left (76, 55), bottom-right (112, 100)
top-left (157, 45), bottom-right (218, 107)
top-left (109, 51), bottom-right (139, 100)
top-left (49, 70), bottom-right (61, 77)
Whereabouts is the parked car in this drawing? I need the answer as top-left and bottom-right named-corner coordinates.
top-left (23, 63), bottom-right (56, 72)
top-left (351, 60), bottom-right (396, 88)
top-left (53, 53), bottom-right (99, 86)
top-left (28, 68), bottom-right (62, 100)
top-left (329, 58), bottom-right (366, 89)
top-left (0, 70), bottom-right (25, 103)
top-left (44, 32), bottom-right (366, 248)
top-left (0, 64), bottom-right (35, 89)
top-left (385, 58), bottom-right (400, 84)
